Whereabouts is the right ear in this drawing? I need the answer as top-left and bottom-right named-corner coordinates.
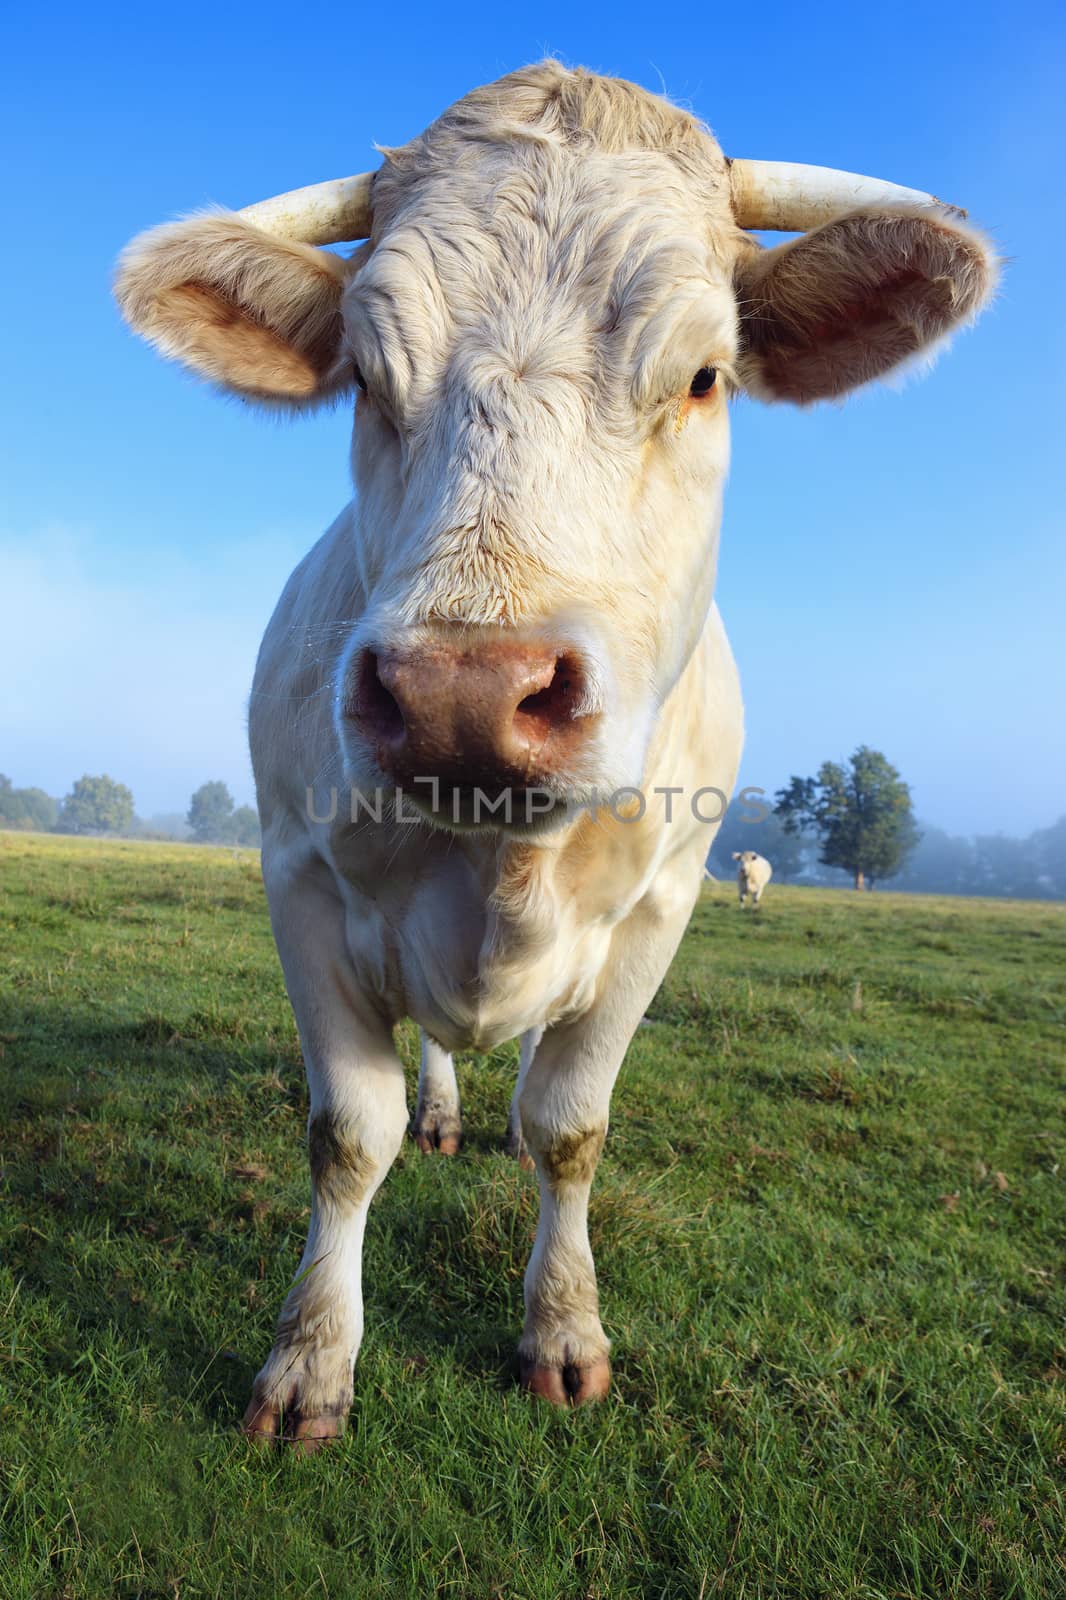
top-left (114, 213), bottom-right (355, 408)
top-left (733, 206), bottom-right (997, 404)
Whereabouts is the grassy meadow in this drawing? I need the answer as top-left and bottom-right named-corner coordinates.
top-left (0, 831), bottom-right (1063, 1599)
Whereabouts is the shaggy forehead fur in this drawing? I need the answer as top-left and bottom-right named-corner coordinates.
top-left (353, 62), bottom-right (747, 408)
top-left (372, 60), bottom-right (738, 231)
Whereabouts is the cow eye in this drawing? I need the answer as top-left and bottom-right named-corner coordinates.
top-left (353, 363), bottom-right (368, 394)
top-left (690, 367), bottom-right (717, 398)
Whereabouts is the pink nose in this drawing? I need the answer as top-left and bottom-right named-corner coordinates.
top-left (347, 636), bottom-right (593, 793)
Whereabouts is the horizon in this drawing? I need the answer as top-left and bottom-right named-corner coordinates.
top-left (2, 1), bottom-right (1064, 835)
top-left (6, 770), bottom-right (1063, 848)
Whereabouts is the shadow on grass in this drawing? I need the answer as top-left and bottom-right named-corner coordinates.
top-left (4, 1010), bottom-right (529, 1430)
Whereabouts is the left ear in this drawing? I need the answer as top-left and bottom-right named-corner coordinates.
top-left (734, 205), bottom-right (998, 404)
top-left (114, 211), bottom-right (356, 409)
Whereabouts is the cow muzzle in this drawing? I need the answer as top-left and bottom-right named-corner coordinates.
top-left (343, 632), bottom-right (601, 826)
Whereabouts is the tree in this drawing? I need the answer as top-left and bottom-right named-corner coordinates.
top-left (0, 775), bottom-right (58, 832)
top-left (188, 781), bottom-right (235, 844)
top-left (229, 805), bottom-right (261, 848)
top-left (776, 746), bottom-right (919, 890)
top-left (56, 774), bottom-right (135, 835)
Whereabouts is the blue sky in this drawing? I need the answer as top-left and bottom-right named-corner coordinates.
top-left (2, 0), bottom-right (1063, 833)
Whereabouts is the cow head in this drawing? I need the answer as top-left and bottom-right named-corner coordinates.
top-left (116, 63), bottom-right (997, 832)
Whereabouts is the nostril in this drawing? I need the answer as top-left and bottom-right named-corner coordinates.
top-left (514, 655), bottom-right (584, 742)
top-left (349, 650), bottom-right (405, 743)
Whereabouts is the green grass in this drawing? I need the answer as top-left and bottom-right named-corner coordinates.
top-left (1, 832), bottom-right (1063, 1599)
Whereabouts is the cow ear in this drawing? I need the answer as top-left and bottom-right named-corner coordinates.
top-left (114, 213), bottom-right (355, 409)
top-left (734, 206), bottom-right (998, 404)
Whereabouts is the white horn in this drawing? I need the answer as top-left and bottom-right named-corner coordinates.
top-left (727, 159), bottom-right (965, 232)
top-left (234, 159), bottom-right (961, 244)
top-left (238, 171), bottom-right (375, 244)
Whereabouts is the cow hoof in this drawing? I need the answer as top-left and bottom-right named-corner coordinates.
top-left (413, 1123), bottom-right (461, 1155)
top-left (242, 1392), bottom-right (349, 1452)
top-left (412, 1102), bottom-right (461, 1154)
top-left (519, 1355), bottom-right (611, 1406)
top-left (242, 1342), bottom-right (353, 1453)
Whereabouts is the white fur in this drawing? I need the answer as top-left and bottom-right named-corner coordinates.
top-left (733, 850), bottom-right (772, 906)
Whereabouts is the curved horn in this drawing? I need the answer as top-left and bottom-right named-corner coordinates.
top-left (238, 171), bottom-right (375, 244)
top-left (727, 159), bottom-right (965, 232)
top-left (234, 158), bottom-right (963, 244)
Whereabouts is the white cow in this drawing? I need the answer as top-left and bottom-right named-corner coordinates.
top-left (116, 62), bottom-right (995, 1447)
top-left (733, 850), bottom-right (772, 907)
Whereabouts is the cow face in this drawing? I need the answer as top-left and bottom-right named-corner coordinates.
top-left (116, 63), bottom-right (996, 832)
top-left (333, 93), bottom-right (744, 827)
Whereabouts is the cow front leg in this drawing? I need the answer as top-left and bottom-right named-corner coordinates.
top-left (412, 1032), bottom-right (461, 1154)
top-left (243, 866), bottom-right (407, 1451)
top-left (243, 1048), bottom-right (407, 1451)
top-left (517, 869), bottom-right (699, 1405)
top-left (517, 1073), bottom-right (612, 1405)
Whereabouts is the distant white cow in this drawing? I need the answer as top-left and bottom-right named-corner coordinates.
top-left (733, 850), bottom-right (772, 907)
top-left (115, 60), bottom-right (996, 1446)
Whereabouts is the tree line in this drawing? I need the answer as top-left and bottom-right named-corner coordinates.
top-left (0, 774), bottom-right (260, 847)
top-left (708, 746), bottom-right (1066, 902)
top-left (5, 754), bottom-right (1064, 900)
